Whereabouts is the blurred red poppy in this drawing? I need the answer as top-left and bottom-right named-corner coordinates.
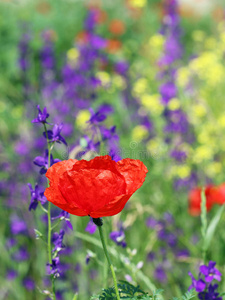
top-left (106, 39), bottom-right (122, 53)
top-left (44, 155), bottom-right (148, 218)
top-left (188, 184), bottom-right (225, 216)
top-left (109, 19), bottom-right (125, 36)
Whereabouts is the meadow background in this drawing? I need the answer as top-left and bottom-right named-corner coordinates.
top-left (1, 0), bottom-right (225, 299)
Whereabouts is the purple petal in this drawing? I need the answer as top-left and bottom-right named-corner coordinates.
top-left (33, 156), bottom-right (45, 167)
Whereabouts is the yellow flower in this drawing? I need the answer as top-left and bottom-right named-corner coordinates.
top-left (96, 71), bottom-right (111, 86)
top-left (129, 0), bottom-right (147, 8)
top-left (67, 48), bottom-right (79, 61)
top-left (218, 115), bottom-right (225, 128)
top-left (206, 162), bottom-right (222, 177)
top-left (131, 125), bottom-right (149, 142)
top-left (146, 138), bottom-right (166, 160)
top-left (76, 110), bottom-right (90, 128)
top-left (148, 34), bottom-right (165, 50)
top-left (133, 78), bottom-right (148, 96)
top-left (168, 98), bottom-right (180, 111)
top-left (192, 103), bottom-right (207, 118)
top-left (171, 165), bottom-right (191, 179)
top-left (204, 37), bottom-right (217, 49)
top-left (112, 75), bottom-right (126, 89)
top-left (140, 94), bottom-right (164, 115)
top-left (192, 30), bottom-right (205, 42)
top-left (176, 67), bottom-right (190, 87)
top-left (193, 146), bottom-right (214, 163)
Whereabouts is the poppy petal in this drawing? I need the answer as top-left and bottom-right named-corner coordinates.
top-left (59, 162), bottom-right (126, 215)
top-left (45, 160), bottom-right (87, 216)
top-left (116, 158), bottom-right (148, 194)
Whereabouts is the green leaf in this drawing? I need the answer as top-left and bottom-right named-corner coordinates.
top-left (204, 205), bottom-right (225, 251)
top-left (72, 293), bottom-right (78, 300)
top-left (200, 188), bottom-right (207, 241)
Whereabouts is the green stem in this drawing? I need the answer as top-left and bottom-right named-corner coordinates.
top-left (44, 124), bottom-right (56, 300)
top-left (98, 226), bottom-right (120, 300)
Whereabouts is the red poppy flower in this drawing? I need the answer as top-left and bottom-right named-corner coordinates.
top-left (106, 39), bottom-right (122, 53)
top-left (188, 185), bottom-right (222, 216)
top-left (109, 19), bottom-right (126, 36)
top-left (44, 155), bottom-right (148, 218)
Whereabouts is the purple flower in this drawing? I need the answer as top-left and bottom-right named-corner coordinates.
top-left (85, 218), bottom-right (97, 234)
top-left (33, 149), bottom-right (61, 174)
top-left (32, 105), bottom-right (50, 124)
top-left (154, 265), bottom-right (167, 283)
top-left (109, 228), bottom-right (126, 248)
top-left (170, 148), bottom-right (187, 163)
top-left (44, 124), bottom-right (67, 145)
top-left (188, 261), bottom-right (222, 298)
top-left (52, 230), bottom-right (65, 252)
top-left (84, 10), bottom-right (96, 32)
top-left (175, 249), bottom-right (190, 258)
top-left (90, 35), bottom-right (107, 49)
top-left (47, 257), bottom-right (61, 277)
top-left (114, 61), bottom-right (129, 75)
top-left (6, 269), bottom-right (18, 281)
top-left (200, 261), bottom-right (222, 283)
top-left (147, 252), bottom-right (156, 262)
top-left (18, 32), bottom-right (30, 72)
top-left (146, 217), bottom-right (159, 229)
top-left (23, 278), bottom-right (35, 290)
top-left (88, 104), bottom-right (113, 125)
top-left (27, 183), bottom-right (46, 210)
top-left (159, 82), bottom-right (177, 104)
top-left (10, 215), bottom-right (27, 235)
top-left (52, 210), bottom-right (73, 230)
top-left (199, 284), bottom-right (222, 300)
top-left (40, 33), bottom-right (55, 70)
top-left (188, 272), bottom-right (206, 292)
top-left (12, 247), bottom-right (30, 261)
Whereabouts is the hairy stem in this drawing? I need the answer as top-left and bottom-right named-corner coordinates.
top-left (98, 225), bottom-right (120, 300)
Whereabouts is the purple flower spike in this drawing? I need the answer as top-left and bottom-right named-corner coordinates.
top-left (27, 183), bottom-right (46, 210)
top-left (52, 229), bottom-right (65, 252)
top-left (43, 123), bottom-right (67, 145)
top-left (33, 149), bottom-right (61, 174)
top-left (32, 105), bottom-right (50, 124)
top-left (47, 257), bottom-right (61, 277)
top-left (188, 261), bottom-right (222, 298)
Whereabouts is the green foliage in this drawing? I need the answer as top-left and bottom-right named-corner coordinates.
top-left (171, 289), bottom-right (196, 300)
top-left (90, 281), bottom-right (157, 299)
top-left (204, 205), bottom-right (225, 251)
top-left (91, 284), bottom-right (196, 300)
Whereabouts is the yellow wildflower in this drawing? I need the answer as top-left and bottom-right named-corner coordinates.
top-left (140, 94), bottom-right (164, 115)
top-left (76, 110), bottom-right (90, 128)
top-left (131, 125), bottom-right (149, 142)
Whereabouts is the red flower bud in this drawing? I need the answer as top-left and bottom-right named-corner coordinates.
top-left (44, 155), bottom-right (148, 218)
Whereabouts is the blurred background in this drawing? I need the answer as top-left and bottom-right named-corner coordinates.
top-left (1, 0), bottom-right (225, 299)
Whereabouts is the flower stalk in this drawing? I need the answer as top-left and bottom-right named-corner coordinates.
top-left (94, 218), bottom-right (120, 300)
top-left (44, 123), bottom-right (56, 300)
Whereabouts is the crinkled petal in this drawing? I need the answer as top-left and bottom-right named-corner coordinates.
top-left (90, 194), bottom-right (130, 218)
top-left (116, 158), bottom-right (148, 194)
top-left (59, 157), bottom-right (126, 215)
top-left (45, 160), bottom-right (87, 216)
